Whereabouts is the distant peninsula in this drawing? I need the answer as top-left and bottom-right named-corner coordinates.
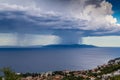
top-left (42, 44), bottom-right (97, 48)
top-left (0, 44), bottom-right (97, 49)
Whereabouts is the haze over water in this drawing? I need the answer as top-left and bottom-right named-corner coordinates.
top-left (0, 47), bottom-right (119, 73)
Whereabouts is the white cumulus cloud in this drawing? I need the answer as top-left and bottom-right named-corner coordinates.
top-left (70, 0), bottom-right (120, 31)
top-left (0, 0), bottom-right (120, 46)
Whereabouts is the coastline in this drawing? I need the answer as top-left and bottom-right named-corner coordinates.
top-left (1, 57), bottom-right (120, 80)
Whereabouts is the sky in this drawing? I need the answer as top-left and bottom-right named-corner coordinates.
top-left (0, 0), bottom-right (120, 47)
top-left (107, 0), bottom-right (120, 23)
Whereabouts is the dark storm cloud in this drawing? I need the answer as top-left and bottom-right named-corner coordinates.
top-left (0, 0), bottom-right (120, 45)
top-left (86, 0), bottom-right (104, 7)
top-left (41, 0), bottom-right (104, 7)
top-left (0, 11), bottom-right (119, 36)
top-left (0, 11), bottom-right (79, 34)
top-left (0, 0), bottom-right (119, 34)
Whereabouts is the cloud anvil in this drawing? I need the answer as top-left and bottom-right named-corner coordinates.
top-left (0, 0), bottom-right (120, 45)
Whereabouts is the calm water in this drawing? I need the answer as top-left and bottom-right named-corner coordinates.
top-left (0, 48), bottom-right (120, 73)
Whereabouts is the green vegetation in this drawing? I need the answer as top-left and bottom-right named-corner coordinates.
top-left (110, 75), bottom-right (120, 80)
top-left (0, 67), bottom-right (21, 80)
top-left (53, 71), bottom-right (64, 76)
top-left (62, 76), bottom-right (89, 80)
top-left (21, 72), bottom-right (41, 77)
top-left (86, 64), bottom-right (120, 77)
top-left (100, 64), bottom-right (120, 75)
top-left (0, 77), bottom-right (2, 80)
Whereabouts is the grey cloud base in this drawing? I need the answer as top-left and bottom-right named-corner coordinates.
top-left (0, 0), bottom-right (120, 45)
top-left (0, 11), bottom-right (120, 45)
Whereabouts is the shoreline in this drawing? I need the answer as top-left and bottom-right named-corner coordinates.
top-left (1, 57), bottom-right (120, 80)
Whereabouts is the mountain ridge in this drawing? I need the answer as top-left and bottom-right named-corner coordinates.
top-left (42, 44), bottom-right (97, 48)
top-left (0, 44), bottom-right (97, 48)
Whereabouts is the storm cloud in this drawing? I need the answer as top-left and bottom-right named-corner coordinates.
top-left (0, 0), bottom-right (120, 45)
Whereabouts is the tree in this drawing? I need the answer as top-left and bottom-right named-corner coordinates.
top-left (0, 67), bottom-right (21, 80)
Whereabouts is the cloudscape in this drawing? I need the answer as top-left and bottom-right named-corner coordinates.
top-left (0, 0), bottom-right (120, 46)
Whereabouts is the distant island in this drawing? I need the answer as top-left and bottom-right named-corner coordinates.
top-left (0, 44), bottom-right (97, 49)
top-left (42, 44), bottom-right (97, 48)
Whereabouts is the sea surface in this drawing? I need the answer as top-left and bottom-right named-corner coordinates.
top-left (0, 47), bottom-right (120, 73)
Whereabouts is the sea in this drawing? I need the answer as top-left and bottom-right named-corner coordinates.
top-left (0, 47), bottom-right (120, 73)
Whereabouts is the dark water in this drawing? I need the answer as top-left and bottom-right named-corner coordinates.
top-left (0, 48), bottom-right (120, 73)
